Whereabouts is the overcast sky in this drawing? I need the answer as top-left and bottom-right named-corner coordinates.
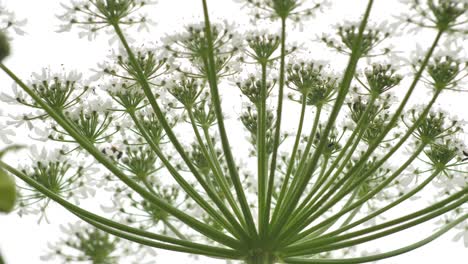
top-left (0, 0), bottom-right (467, 263)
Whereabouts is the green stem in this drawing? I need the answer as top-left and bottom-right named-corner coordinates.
top-left (284, 193), bottom-right (468, 256)
top-left (82, 215), bottom-right (241, 259)
top-left (283, 213), bottom-right (468, 263)
top-left (264, 16), bottom-right (288, 239)
top-left (270, 95), bottom-right (309, 227)
top-left (0, 63), bottom-right (242, 250)
top-left (258, 62), bottom-right (269, 238)
top-left (162, 218), bottom-right (188, 240)
top-left (320, 167), bottom-right (443, 239)
top-left (0, 161), bottom-right (242, 255)
top-left (293, 29), bottom-right (446, 238)
top-left (278, 142), bottom-right (426, 247)
top-left (129, 110), bottom-right (246, 240)
top-left (270, 0), bottom-right (375, 241)
top-left (200, 0), bottom-right (257, 238)
top-left (187, 108), bottom-right (247, 229)
top-left (201, 124), bottom-right (245, 229)
top-left (292, 96), bottom-right (377, 218)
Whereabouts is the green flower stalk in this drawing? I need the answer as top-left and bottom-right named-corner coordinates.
top-left (0, 0), bottom-right (468, 263)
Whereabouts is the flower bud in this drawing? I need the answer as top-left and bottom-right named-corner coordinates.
top-left (0, 31), bottom-right (10, 63)
top-left (0, 167), bottom-right (16, 213)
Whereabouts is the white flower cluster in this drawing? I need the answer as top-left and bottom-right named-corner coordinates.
top-left (41, 221), bottom-right (156, 264)
top-left (397, 0), bottom-right (468, 34)
top-left (0, 0), bottom-right (26, 35)
top-left (57, 0), bottom-right (157, 40)
top-left (235, 0), bottom-right (331, 22)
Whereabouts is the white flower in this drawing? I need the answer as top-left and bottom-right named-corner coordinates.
top-left (0, 122), bottom-right (14, 143)
top-left (453, 222), bottom-right (468, 247)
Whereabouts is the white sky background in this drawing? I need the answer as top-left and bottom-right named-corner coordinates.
top-left (0, 0), bottom-right (467, 263)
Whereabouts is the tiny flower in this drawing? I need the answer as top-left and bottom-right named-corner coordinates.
top-left (0, 2), bottom-right (27, 35)
top-left (240, 103), bottom-right (276, 154)
top-left (163, 21), bottom-right (241, 79)
top-left (403, 107), bottom-right (462, 144)
top-left (104, 79), bottom-right (147, 111)
top-left (422, 48), bottom-right (468, 91)
top-left (453, 221), bottom-right (468, 248)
